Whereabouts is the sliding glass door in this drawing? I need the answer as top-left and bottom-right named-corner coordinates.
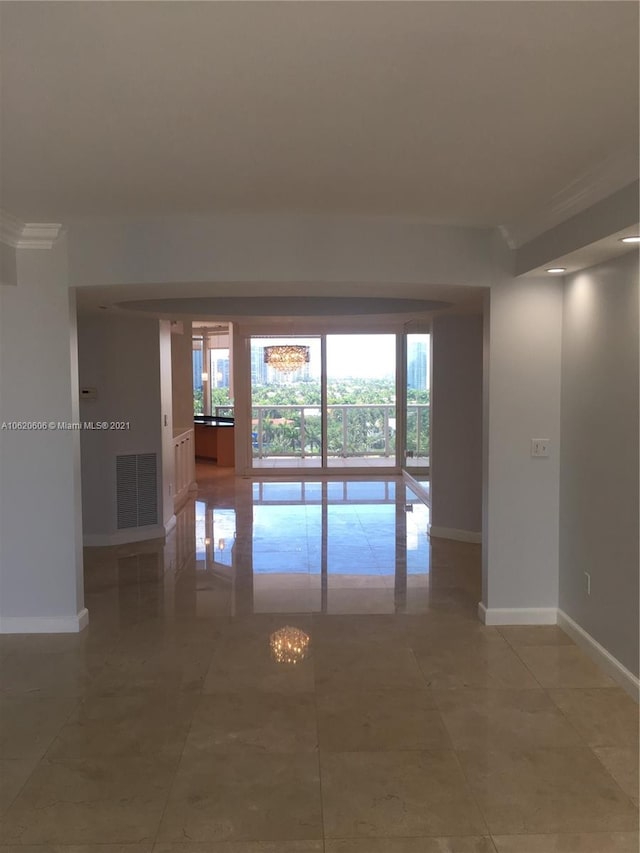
top-left (250, 336), bottom-right (322, 469)
top-left (249, 333), bottom-right (397, 471)
top-left (326, 334), bottom-right (397, 469)
top-left (404, 332), bottom-right (430, 484)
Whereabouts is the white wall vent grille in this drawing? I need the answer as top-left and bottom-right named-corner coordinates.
top-left (116, 453), bottom-right (158, 529)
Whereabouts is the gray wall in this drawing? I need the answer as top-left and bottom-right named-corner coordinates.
top-left (78, 312), bottom-right (164, 539)
top-left (560, 251), bottom-right (639, 676)
top-left (430, 313), bottom-right (483, 536)
top-left (482, 275), bottom-right (563, 613)
top-left (171, 320), bottom-right (194, 432)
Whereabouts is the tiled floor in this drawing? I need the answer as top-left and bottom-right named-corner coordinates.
top-left (0, 468), bottom-right (638, 852)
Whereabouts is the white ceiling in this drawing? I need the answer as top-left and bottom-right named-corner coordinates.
top-left (1, 1), bottom-right (638, 228)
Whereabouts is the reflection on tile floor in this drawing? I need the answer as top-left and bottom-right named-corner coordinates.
top-left (0, 467), bottom-right (637, 851)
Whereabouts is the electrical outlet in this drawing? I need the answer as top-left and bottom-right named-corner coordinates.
top-left (531, 438), bottom-right (550, 457)
top-left (584, 571), bottom-right (591, 595)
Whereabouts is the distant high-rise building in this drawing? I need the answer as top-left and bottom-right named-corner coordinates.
top-left (407, 340), bottom-right (428, 390)
top-left (192, 347), bottom-right (203, 390)
top-left (251, 345), bottom-right (268, 385)
top-left (212, 355), bottom-right (230, 388)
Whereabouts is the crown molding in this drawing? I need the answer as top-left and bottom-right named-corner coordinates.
top-left (500, 147), bottom-right (639, 250)
top-left (0, 210), bottom-right (64, 249)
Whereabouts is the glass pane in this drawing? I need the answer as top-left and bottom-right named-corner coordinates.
top-left (209, 346), bottom-right (232, 414)
top-left (250, 336), bottom-right (322, 469)
top-left (326, 334), bottom-right (396, 468)
top-left (192, 337), bottom-right (204, 415)
top-left (405, 333), bottom-right (430, 470)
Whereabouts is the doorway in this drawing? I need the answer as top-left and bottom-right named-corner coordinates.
top-left (247, 333), bottom-right (398, 472)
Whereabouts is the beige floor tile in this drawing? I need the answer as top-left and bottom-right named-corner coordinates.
top-left (434, 689), bottom-right (584, 750)
top-left (89, 648), bottom-right (210, 696)
top-left (0, 758), bottom-right (38, 816)
top-left (324, 840), bottom-right (495, 852)
top-left (498, 626), bottom-right (574, 647)
top-left (6, 473), bottom-right (636, 849)
top-left (491, 831), bottom-right (640, 851)
top-left (458, 747), bottom-right (639, 834)
top-left (157, 751), bottom-right (322, 842)
top-left (0, 756), bottom-right (176, 843)
top-left (405, 619), bottom-right (505, 648)
top-left (0, 695), bottom-right (78, 759)
top-left (314, 644), bottom-right (426, 692)
top-left (548, 688), bottom-right (639, 747)
top-left (514, 647), bottom-right (615, 688)
top-left (317, 689), bottom-right (450, 751)
top-left (153, 844), bottom-right (323, 852)
top-left (321, 750), bottom-right (487, 838)
top-left (311, 615), bottom-right (407, 648)
top-left (202, 645), bottom-right (315, 694)
top-left (594, 747), bottom-right (640, 800)
top-left (0, 651), bottom-right (104, 697)
top-left (46, 691), bottom-right (198, 759)
top-left (184, 691), bottom-right (318, 754)
top-left (0, 630), bottom-right (116, 656)
top-left (325, 588), bottom-right (399, 614)
top-left (413, 644), bottom-right (538, 689)
top-left (0, 846), bottom-right (153, 852)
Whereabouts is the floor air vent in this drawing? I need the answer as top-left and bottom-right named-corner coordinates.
top-left (116, 453), bottom-right (158, 529)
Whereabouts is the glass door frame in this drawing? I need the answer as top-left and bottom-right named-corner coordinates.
top-left (233, 321), bottom-right (411, 476)
top-left (402, 324), bottom-right (431, 503)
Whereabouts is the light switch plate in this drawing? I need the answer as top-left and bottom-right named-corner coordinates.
top-left (531, 438), bottom-right (550, 457)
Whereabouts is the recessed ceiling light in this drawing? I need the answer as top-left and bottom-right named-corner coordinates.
top-left (546, 268), bottom-right (566, 274)
top-left (620, 236), bottom-right (640, 244)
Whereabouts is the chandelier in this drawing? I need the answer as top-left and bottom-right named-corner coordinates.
top-left (263, 345), bottom-right (310, 373)
top-left (270, 626), bottom-right (310, 665)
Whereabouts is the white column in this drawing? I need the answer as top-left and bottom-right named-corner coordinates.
top-left (481, 277), bottom-right (563, 625)
top-left (0, 233), bottom-right (86, 632)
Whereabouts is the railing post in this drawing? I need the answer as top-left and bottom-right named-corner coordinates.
top-left (300, 406), bottom-right (306, 458)
top-left (383, 406), bottom-right (390, 457)
top-left (342, 407), bottom-right (348, 457)
top-left (257, 409), bottom-right (263, 458)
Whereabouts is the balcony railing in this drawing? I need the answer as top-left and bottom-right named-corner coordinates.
top-left (242, 404), bottom-right (430, 461)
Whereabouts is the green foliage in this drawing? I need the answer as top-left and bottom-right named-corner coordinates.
top-left (249, 379), bottom-right (430, 459)
top-left (193, 387), bottom-right (232, 416)
top-left (211, 388), bottom-right (232, 406)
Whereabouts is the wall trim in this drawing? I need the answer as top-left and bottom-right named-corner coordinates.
top-left (164, 514), bottom-right (177, 535)
top-left (429, 525), bottom-right (481, 544)
top-left (0, 607), bottom-right (89, 634)
top-left (500, 148), bottom-right (639, 248)
top-left (478, 603), bottom-right (557, 625)
top-left (83, 525), bottom-right (166, 547)
top-left (557, 609), bottom-right (640, 702)
top-left (0, 210), bottom-right (64, 249)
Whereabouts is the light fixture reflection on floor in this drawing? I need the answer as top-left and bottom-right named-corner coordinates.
top-left (270, 626), bottom-right (310, 664)
top-left (263, 345), bottom-right (310, 373)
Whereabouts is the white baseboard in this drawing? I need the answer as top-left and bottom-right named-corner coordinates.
top-left (478, 602), bottom-right (558, 625)
top-left (429, 525), bottom-right (481, 544)
top-left (84, 525), bottom-right (166, 547)
top-left (557, 609), bottom-right (640, 702)
top-left (0, 607), bottom-right (89, 634)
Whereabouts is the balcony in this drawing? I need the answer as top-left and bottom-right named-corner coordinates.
top-left (242, 404), bottom-right (430, 468)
